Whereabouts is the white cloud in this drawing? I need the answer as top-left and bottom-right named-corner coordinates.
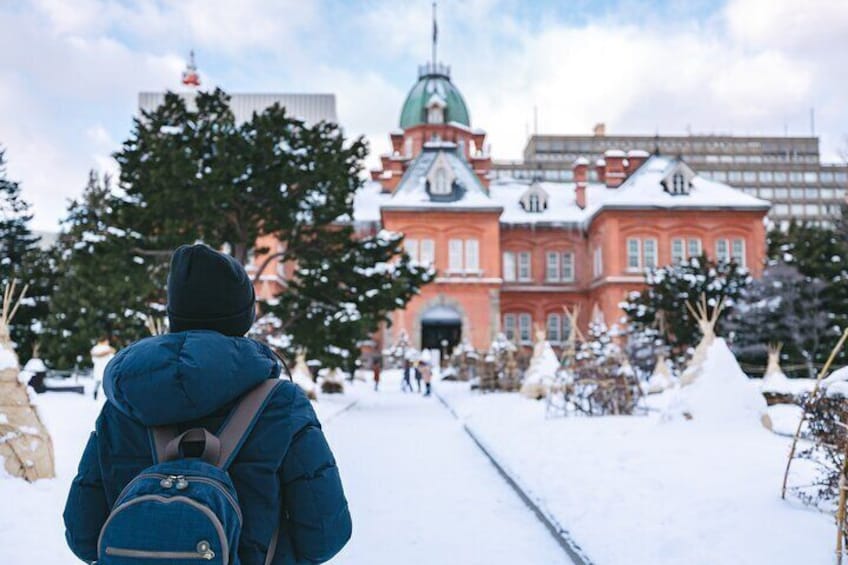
top-left (1, 0), bottom-right (846, 232)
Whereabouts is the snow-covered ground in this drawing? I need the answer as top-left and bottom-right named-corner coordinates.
top-left (324, 370), bottom-right (570, 565)
top-left (438, 382), bottom-right (833, 565)
top-left (0, 373), bottom-right (570, 564)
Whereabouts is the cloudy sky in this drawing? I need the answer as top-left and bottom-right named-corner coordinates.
top-left (1, 0), bottom-right (847, 231)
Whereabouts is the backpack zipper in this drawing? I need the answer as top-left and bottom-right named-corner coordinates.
top-left (98, 495), bottom-right (229, 564)
top-left (105, 540), bottom-right (215, 560)
top-left (114, 473), bottom-right (243, 524)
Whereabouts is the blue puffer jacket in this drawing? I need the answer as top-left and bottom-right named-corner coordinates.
top-left (63, 330), bottom-right (351, 564)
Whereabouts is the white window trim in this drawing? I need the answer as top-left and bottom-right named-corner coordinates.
top-left (688, 238), bottom-right (703, 259)
top-left (546, 251), bottom-right (560, 282)
top-left (671, 238), bottom-right (685, 263)
top-left (626, 238), bottom-right (641, 272)
top-left (420, 239), bottom-right (435, 266)
top-left (518, 313), bottom-right (532, 344)
top-left (547, 313), bottom-right (562, 343)
top-left (448, 239), bottom-right (463, 272)
top-left (464, 239), bottom-right (480, 274)
top-left (643, 238), bottom-right (658, 270)
top-left (716, 239), bottom-right (729, 262)
top-left (518, 251), bottom-right (532, 282)
top-left (503, 314), bottom-right (516, 341)
top-left (561, 252), bottom-right (575, 282)
top-left (731, 238), bottom-right (746, 267)
top-left (503, 251), bottom-right (516, 282)
top-left (593, 247), bottom-right (603, 278)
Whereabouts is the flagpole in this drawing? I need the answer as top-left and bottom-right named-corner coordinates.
top-left (432, 1), bottom-right (437, 68)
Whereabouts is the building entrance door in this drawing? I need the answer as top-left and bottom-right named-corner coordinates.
top-left (420, 305), bottom-right (462, 353)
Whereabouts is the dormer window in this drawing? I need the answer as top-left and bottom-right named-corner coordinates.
top-left (425, 152), bottom-right (458, 200)
top-left (520, 182), bottom-right (549, 213)
top-left (662, 162), bottom-right (695, 196)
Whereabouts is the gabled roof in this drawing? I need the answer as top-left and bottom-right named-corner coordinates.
top-left (380, 143), bottom-right (501, 212)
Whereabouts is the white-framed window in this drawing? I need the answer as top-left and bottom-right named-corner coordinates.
top-left (465, 239), bottom-right (480, 272)
top-left (433, 167), bottom-right (450, 195)
top-left (643, 239), bottom-right (657, 269)
top-left (627, 238), bottom-right (641, 271)
top-left (671, 238), bottom-right (685, 263)
top-left (420, 239), bottom-right (435, 266)
top-left (503, 252), bottom-right (516, 282)
top-left (546, 252), bottom-right (559, 281)
top-left (518, 313), bottom-right (532, 343)
top-left (547, 313), bottom-right (561, 342)
top-left (518, 251), bottom-right (532, 281)
top-left (428, 105), bottom-right (444, 124)
top-left (593, 246), bottom-right (603, 278)
top-left (503, 314), bottom-right (516, 341)
top-left (448, 239), bottom-right (463, 271)
top-left (404, 238), bottom-right (419, 263)
top-left (561, 252), bottom-right (575, 282)
top-left (716, 239), bottom-right (729, 262)
top-left (731, 238), bottom-right (745, 266)
top-left (688, 238), bottom-right (702, 258)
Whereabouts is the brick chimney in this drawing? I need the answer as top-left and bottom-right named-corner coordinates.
top-left (595, 158), bottom-right (606, 184)
top-left (626, 149), bottom-right (650, 175)
top-left (574, 156), bottom-right (588, 209)
top-left (603, 149), bottom-right (627, 188)
top-left (390, 130), bottom-right (404, 154)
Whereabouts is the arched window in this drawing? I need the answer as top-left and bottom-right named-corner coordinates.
top-left (433, 167), bottom-right (449, 194)
top-left (428, 105), bottom-right (444, 124)
top-left (529, 193), bottom-right (540, 212)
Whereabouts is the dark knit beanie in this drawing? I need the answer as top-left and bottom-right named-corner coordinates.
top-left (167, 244), bottom-right (256, 336)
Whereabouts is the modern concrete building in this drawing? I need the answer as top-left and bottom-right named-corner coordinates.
top-left (138, 92), bottom-right (338, 125)
top-left (493, 126), bottom-right (848, 226)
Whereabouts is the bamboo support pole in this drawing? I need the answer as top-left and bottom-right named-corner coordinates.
top-left (782, 327), bottom-right (848, 499)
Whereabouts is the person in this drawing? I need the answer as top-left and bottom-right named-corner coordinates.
top-left (401, 360), bottom-right (414, 393)
top-left (63, 243), bottom-right (351, 565)
top-left (413, 360), bottom-right (423, 393)
top-left (90, 336), bottom-right (115, 403)
top-left (421, 360), bottom-right (433, 396)
top-left (373, 356), bottom-right (381, 391)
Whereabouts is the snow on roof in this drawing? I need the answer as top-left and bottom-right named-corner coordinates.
top-left (604, 149), bottom-right (626, 158)
top-left (628, 149), bottom-right (650, 158)
top-left (596, 158), bottom-right (606, 166)
top-left (489, 155), bottom-right (770, 227)
top-left (352, 155), bottom-right (769, 226)
top-left (382, 147), bottom-right (501, 211)
top-left (574, 156), bottom-right (589, 166)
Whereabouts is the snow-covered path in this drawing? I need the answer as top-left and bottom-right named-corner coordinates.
top-left (323, 378), bottom-right (572, 565)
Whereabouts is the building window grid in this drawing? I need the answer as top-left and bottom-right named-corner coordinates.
top-left (518, 252), bottom-right (532, 281)
top-left (518, 314), bottom-right (532, 343)
top-left (627, 238), bottom-right (641, 270)
top-left (503, 314), bottom-right (516, 341)
top-left (547, 313), bottom-right (561, 343)
top-left (546, 252), bottom-right (559, 282)
top-left (561, 252), bottom-right (575, 282)
top-left (503, 252), bottom-right (516, 282)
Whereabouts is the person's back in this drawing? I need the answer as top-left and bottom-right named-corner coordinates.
top-left (63, 244), bottom-right (351, 564)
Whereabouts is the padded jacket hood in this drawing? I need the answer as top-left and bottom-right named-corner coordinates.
top-left (104, 330), bottom-right (281, 426)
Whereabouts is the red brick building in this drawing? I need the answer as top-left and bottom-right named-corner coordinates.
top-left (354, 61), bottom-right (770, 353)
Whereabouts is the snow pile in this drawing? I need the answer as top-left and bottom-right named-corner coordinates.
top-left (670, 338), bottom-right (769, 427)
top-left (821, 366), bottom-right (848, 398)
top-left (761, 347), bottom-right (793, 394)
top-left (520, 340), bottom-right (559, 400)
top-left (643, 355), bottom-right (674, 394)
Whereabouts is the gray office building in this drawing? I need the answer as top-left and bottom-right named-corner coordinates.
top-left (493, 125), bottom-right (848, 226)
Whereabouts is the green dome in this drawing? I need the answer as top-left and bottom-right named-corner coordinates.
top-left (399, 63), bottom-right (471, 129)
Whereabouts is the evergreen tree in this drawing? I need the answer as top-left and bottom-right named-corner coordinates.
top-left (621, 255), bottom-right (751, 367)
top-left (113, 89), bottom-right (431, 370)
top-left (767, 221), bottom-right (848, 364)
top-left (0, 148), bottom-right (52, 361)
top-left (727, 263), bottom-right (831, 378)
top-left (41, 172), bottom-right (163, 368)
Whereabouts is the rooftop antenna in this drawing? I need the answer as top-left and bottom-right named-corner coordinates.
top-left (432, 2), bottom-right (438, 67)
top-left (181, 50), bottom-right (200, 87)
top-left (810, 107), bottom-right (816, 136)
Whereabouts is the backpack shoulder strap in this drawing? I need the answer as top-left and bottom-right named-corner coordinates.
top-left (150, 379), bottom-right (280, 468)
top-left (217, 379), bottom-right (281, 470)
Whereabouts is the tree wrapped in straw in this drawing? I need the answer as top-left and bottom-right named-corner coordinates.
top-left (680, 294), bottom-right (725, 386)
top-left (0, 281), bottom-right (55, 481)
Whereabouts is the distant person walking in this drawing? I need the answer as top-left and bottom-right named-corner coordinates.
top-left (414, 361), bottom-right (423, 393)
top-left (401, 360), bottom-right (419, 393)
top-left (422, 361), bottom-right (433, 396)
top-left (373, 357), bottom-right (382, 391)
top-left (90, 336), bottom-right (115, 403)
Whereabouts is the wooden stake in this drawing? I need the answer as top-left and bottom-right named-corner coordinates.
top-left (782, 327), bottom-right (848, 499)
